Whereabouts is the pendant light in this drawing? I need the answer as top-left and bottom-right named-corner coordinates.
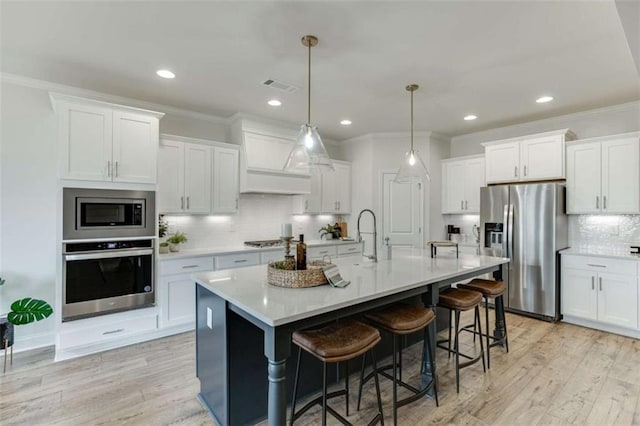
top-left (283, 35), bottom-right (334, 173)
top-left (395, 84), bottom-right (430, 183)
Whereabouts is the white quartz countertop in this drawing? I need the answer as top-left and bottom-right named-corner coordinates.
top-left (193, 248), bottom-right (509, 327)
top-left (159, 239), bottom-right (361, 260)
top-left (561, 247), bottom-right (640, 261)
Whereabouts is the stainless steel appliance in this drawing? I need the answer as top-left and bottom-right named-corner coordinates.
top-left (244, 240), bottom-right (283, 248)
top-left (63, 239), bottom-right (155, 321)
top-left (63, 188), bottom-right (155, 240)
top-left (480, 183), bottom-right (567, 320)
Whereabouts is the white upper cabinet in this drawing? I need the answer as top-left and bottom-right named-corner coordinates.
top-left (51, 93), bottom-right (163, 184)
top-left (158, 135), bottom-right (239, 215)
top-left (483, 129), bottom-right (574, 184)
top-left (567, 133), bottom-right (639, 214)
top-left (293, 161), bottom-right (352, 215)
top-left (442, 155), bottom-right (485, 214)
top-left (212, 147), bottom-right (239, 214)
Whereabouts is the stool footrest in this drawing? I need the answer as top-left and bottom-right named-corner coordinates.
top-left (460, 323), bottom-right (509, 347)
top-left (291, 389), bottom-right (348, 425)
top-left (436, 341), bottom-right (475, 361)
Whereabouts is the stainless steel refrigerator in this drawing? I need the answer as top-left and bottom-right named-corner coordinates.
top-left (480, 183), bottom-right (567, 320)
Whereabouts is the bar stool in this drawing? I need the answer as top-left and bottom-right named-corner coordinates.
top-left (457, 278), bottom-right (509, 369)
top-left (290, 319), bottom-right (384, 426)
top-left (436, 288), bottom-right (485, 393)
top-left (357, 304), bottom-right (438, 426)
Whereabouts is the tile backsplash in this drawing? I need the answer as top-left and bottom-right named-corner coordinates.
top-left (162, 194), bottom-right (341, 249)
top-left (568, 215), bottom-right (640, 251)
top-left (442, 214), bottom-right (480, 245)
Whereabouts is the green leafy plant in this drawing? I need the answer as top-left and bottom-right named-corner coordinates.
top-left (167, 232), bottom-right (188, 245)
top-left (0, 277), bottom-right (53, 326)
top-left (159, 242), bottom-right (169, 248)
top-left (158, 215), bottom-right (168, 239)
top-left (319, 224), bottom-right (340, 239)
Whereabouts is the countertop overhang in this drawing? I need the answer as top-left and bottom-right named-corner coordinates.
top-left (194, 249), bottom-right (509, 327)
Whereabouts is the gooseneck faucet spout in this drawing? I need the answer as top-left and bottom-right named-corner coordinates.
top-left (357, 209), bottom-right (377, 262)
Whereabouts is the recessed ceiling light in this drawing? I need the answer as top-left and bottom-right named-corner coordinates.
top-left (267, 99), bottom-right (282, 106)
top-left (156, 69), bottom-right (175, 79)
top-left (464, 115), bottom-right (477, 121)
top-left (340, 119), bottom-right (352, 126)
top-left (536, 95), bottom-right (554, 103)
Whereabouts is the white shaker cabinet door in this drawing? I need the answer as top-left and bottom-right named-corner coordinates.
top-left (442, 161), bottom-right (465, 213)
top-left (158, 140), bottom-right (185, 214)
top-left (112, 110), bottom-right (159, 184)
top-left (58, 102), bottom-right (113, 181)
top-left (485, 141), bottom-right (520, 183)
top-left (334, 163), bottom-right (352, 214)
top-left (520, 134), bottom-right (564, 180)
top-left (601, 137), bottom-right (639, 214)
top-left (562, 268), bottom-right (598, 321)
top-left (160, 275), bottom-right (195, 328)
top-left (184, 143), bottom-right (212, 214)
top-left (463, 157), bottom-right (485, 213)
top-left (212, 147), bottom-right (240, 213)
top-left (597, 272), bottom-right (638, 329)
top-left (566, 142), bottom-right (601, 214)
top-left (321, 170), bottom-right (338, 213)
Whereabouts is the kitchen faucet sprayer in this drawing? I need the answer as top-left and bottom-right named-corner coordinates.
top-left (357, 209), bottom-right (377, 262)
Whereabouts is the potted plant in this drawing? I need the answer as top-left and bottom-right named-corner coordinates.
top-left (0, 276), bottom-right (53, 370)
top-left (158, 215), bottom-right (170, 254)
top-left (166, 232), bottom-right (188, 252)
top-left (319, 224), bottom-right (340, 240)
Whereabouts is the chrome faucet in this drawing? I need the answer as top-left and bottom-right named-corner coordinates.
top-left (357, 209), bottom-right (377, 262)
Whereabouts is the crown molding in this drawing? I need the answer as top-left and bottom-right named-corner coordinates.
top-left (1, 72), bottom-right (228, 125)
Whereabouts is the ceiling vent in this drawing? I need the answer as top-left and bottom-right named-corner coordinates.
top-left (262, 79), bottom-right (299, 94)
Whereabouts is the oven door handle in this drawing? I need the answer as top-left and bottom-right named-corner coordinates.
top-left (64, 249), bottom-right (153, 261)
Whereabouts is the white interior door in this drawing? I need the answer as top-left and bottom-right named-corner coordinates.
top-left (382, 172), bottom-right (423, 248)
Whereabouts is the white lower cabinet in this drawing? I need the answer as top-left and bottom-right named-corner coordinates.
top-left (562, 254), bottom-right (639, 335)
top-left (158, 256), bottom-right (214, 329)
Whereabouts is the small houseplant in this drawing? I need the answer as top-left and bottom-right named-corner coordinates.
top-left (158, 215), bottom-right (170, 254)
top-left (319, 224), bottom-right (340, 240)
top-left (0, 276), bottom-right (53, 358)
top-left (167, 231), bottom-right (188, 252)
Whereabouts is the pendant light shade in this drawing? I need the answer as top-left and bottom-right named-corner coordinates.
top-left (284, 35), bottom-right (334, 173)
top-left (394, 84), bottom-right (430, 183)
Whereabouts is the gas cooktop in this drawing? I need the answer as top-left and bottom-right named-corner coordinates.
top-left (244, 239), bottom-right (283, 248)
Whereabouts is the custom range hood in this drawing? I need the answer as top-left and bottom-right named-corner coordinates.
top-left (230, 116), bottom-right (312, 195)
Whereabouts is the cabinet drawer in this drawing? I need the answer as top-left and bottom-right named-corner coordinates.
top-left (216, 252), bottom-right (260, 270)
top-left (160, 256), bottom-right (214, 276)
top-left (260, 249), bottom-right (284, 264)
top-left (337, 244), bottom-right (362, 256)
top-left (562, 255), bottom-right (637, 276)
top-left (60, 312), bottom-right (158, 349)
top-left (308, 245), bottom-right (338, 259)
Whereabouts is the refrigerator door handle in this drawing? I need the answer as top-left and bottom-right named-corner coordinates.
top-left (503, 203), bottom-right (510, 257)
top-left (507, 203), bottom-right (514, 260)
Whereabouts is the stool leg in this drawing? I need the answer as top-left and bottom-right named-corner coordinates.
top-left (392, 334), bottom-right (398, 426)
top-left (501, 295), bottom-right (510, 352)
top-left (344, 360), bottom-right (349, 416)
top-left (357, 354), bottom-right (366, 411)
top-left (454, 310), bottom-right (460, 393)
top-left (322, 361), bottom-right (328, 426)
top-left (485, 297), bottom-right (491, 370)
top-left (289, 347), bottom-right (303, 426)
top-left (476, 306), bottom-right (486, 373)
top-left (447, 309), bottom-right (453, 359)
top-left (370, 349), bottom-right (385, 426)
top-left (3, 339), bottom-right (7, 374)
top-left (424, 325), bottom-right (439, 407)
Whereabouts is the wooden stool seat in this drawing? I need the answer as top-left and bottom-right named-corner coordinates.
top-left (458, 278), bottom-right (506, 297)
top-left (438, 288), bottom-right (482, 310)
top-left (292, 320), bottom-right (380, 363)
top-left (365, 304), bottom-right (435, 335)
top-left (290, 320), bottom-right (384, 425)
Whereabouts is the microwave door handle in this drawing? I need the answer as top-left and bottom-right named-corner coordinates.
top-left (64, 249), bottom-right (153, 261)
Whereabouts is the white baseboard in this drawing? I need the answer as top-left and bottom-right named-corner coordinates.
top-left (562, 315), bottom-right (640, 339)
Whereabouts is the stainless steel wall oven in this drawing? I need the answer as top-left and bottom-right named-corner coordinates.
top-left (63, 239), bottom-right (155, 321)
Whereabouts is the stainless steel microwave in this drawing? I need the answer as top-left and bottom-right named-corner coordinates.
top-left (63, 188), bottom-right (155, 240)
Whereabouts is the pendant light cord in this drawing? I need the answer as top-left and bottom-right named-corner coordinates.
top-left (307, 41), bottom-right (311, 125)
top-left (410, 88), bottom-right (414, 151)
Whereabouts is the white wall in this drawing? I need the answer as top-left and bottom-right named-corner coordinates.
top-left (450, 101), bottom-right (640, 157)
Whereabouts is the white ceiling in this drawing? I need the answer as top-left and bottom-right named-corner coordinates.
top-left (1, 1), bottom-right (638, 141)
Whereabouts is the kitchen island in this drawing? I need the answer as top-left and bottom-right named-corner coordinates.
top-left (194, 249), bottom-right (509, 425)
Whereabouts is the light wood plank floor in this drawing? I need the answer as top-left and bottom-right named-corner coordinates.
top-left (2, 311), bottom-right (639, 425)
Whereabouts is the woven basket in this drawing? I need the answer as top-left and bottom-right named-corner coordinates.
top-left (267, 260), bottom-right (330, 288)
